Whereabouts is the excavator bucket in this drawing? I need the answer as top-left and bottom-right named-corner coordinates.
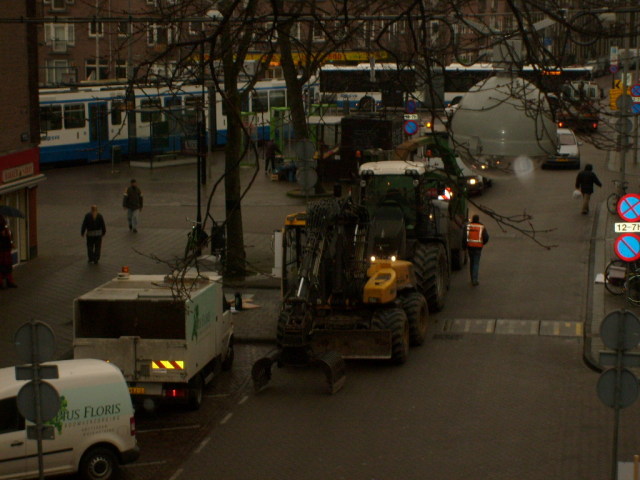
top-left (251, 349), bottom-right (280, 393)
top-left (313, 350), bottom-right (346, 394)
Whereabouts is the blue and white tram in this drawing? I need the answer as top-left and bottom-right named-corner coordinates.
top-left (38, 77), bottom-right (317, 166)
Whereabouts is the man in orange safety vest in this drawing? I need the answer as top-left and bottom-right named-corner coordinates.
top-left (465, 214), bottom-right (490, 286)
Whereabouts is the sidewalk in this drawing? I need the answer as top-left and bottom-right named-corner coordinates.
top-left (587, 149), bottom-right (640, 372)
top-left (0, 153), bottom-right (301, 368)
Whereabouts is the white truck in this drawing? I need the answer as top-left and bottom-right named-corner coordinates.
top-left (73, 273), bottom-right (233, 411)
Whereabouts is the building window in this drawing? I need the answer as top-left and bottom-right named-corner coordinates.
top-left (64, 104), bottom-right (85, 129)
top-left (115, 61), bottom-right (127, 79)
top-left (85, 59), bottom-right (108, 81)
top-left (89, 21), bottom-right (104, 37)
top-left (44, 23), bottom-right (75, 51)
top-left (51, 0), bottom-right (66, 12)
top-left (39, 105), bottom-right (63, 132)
top-left (117, 21), bottom-right (129, 37)
top-left (251, 90), bottom-right (269, 113)
top-left (147, 24), bottom-right (177, 46)
top-left (312, 21), bottom-right (324, 42)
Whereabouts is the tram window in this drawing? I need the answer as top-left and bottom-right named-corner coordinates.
top-left (40, 105), bottom-right (63, 131)
top-left (252, 90), bottom-right (269, 113)
top-left (111, 100), bottom-right (124, 125)
top-left (141, 98), bottom-right (162, 123)
top-left (64, 104), bottom-right (86, 129)
top-left (270, 89), bottom-right (286, 108)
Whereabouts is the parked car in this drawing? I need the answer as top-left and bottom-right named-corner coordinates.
top-left (543, 127), bottom-right (581, 169)
top-left (0, 359), bottom-right (139, 480)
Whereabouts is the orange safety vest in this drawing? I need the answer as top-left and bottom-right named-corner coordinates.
top-left (466, 223), bottom-right (484, 248)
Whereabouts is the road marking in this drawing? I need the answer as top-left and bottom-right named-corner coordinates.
top-left (443, 319), bottom-right (583, 337)
top-left (122, 460), bottom-right (167, 468)
top-left (138, 424), bottom-right (200, 434)
top-left (168, 468), bottom-right (183, 480)
top-left (194, 437), bottom-right (211, 454)
top-left (220, 413), bottom-right (233, 424)
top-left (238, 395), bottom-right (249, 405)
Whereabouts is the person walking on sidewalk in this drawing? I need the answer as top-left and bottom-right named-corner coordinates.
top-left (575, 163), bottom-right (602, 215)
top-left (81, 205), bottom-right (106, 264)
top-left (0, 215), bottom-right (17, 288)
top-left (123, 178), bottom-right (143, 232)
top-left (465, 214), bottom-right (489, 286)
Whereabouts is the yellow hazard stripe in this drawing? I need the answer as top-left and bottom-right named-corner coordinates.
top-left (152, 360), bottom-right (185, 370)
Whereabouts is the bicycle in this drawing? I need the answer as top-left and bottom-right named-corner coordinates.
top-left (606, 179), bottom-right (629, 215)
top-left (184, 218), bottom-right (208, 259)
top-left (604, 258), bottom-right (640, 306)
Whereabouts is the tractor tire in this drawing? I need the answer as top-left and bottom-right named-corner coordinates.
top-left (372, 307), bottom-right (409, 364)
top-left (400, 291), bottom-right (429, 346)
top-left (412, 242), bottom-right (449, 313)
top-left (451, 246), bottom-right (467, 271)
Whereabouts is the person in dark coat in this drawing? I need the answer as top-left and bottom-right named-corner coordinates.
top-left (575, 163), bottom-right (602, 215)
top-left (264, 139), bottom-right (282, 174)
top-left (81, 205), bottom-right (107, 264)
top-left (465, 214), bottom-right (490, 286)
top-left (123, 178), bottom-right (143, 232)
top-left (0, 215), bottom-right (17, 288)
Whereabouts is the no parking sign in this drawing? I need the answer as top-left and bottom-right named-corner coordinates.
top-left (618, 194), bottom-right (640, 222)
top-left (614, 233), bottom-right (640, 262)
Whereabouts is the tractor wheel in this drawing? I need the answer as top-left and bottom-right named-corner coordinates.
top-left (400, 291), bottom-right (429, 346)
top-left (372, 307), bottom-right (409, 364)
top-left (413, 242), bottom-right (449, 312)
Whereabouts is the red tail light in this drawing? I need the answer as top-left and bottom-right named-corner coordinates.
top-left (557, 121), bottom-right (564, 128)
top-left (164, 388), bottom-right (187, 398)
top-left (130, 416), bottom-right (136, 436)
top-left (592, 122), bottom-right (598, 129)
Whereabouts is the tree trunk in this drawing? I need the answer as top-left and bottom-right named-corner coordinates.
top-left (278, 27), bottom-right (308, 140)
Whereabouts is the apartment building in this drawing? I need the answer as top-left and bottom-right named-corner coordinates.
top-left (0, 0), bottom-right (45, 262)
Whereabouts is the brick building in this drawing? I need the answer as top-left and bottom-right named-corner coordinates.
top-left (0, 0), bottom-right (45, 263)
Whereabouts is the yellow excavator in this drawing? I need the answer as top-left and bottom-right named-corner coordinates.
top-left (251, 134), bottom-right (467, 393)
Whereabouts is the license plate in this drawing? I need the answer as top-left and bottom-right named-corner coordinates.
top-left (128, 387), bottom-right (145, 395)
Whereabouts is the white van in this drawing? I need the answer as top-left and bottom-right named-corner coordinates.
top-left (0, 359), bottom-right (139, 480)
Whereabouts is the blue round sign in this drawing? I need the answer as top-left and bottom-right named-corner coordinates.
top-left (615, 233), bottom-right (640, 262)
top-left (403, 120), bottom-right (418, 136)
top-left (633, 103), bottom-right (640, 115)
top-left (632, 84), bottom-right (640, 97)
top-left (405, 100), bottom-right (417, 114)
top-left (618, 194), bottom-right (640, 222)
top-left (610, 64), bottom-right (619, 74)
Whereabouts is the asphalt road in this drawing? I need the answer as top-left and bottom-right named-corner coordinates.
top-left (124, 141), bottom-right (640, 480)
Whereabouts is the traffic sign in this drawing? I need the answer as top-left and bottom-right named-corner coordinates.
top-left (631, 84), bottom-right (640, 97)
top-left (597, 368), bottom-right (639, 409)
top-left (615, 222), bottom-right (640, 232)
top-left (14, 321), bottom-right (55, 365)
top-left (617, 193), bottom-right (640, 222)
top-left (403, 120), bottom-right (418, 136)
top-left (16, 380), bottom-right (61, 423)
top-left (614, 233), bottom-right (640, 261)
top-left (600, 310), bottom-right (640, 351)
top-left (403, 113), bottom-right (419, 120)
top-left (405, 99), bottom-right (417, 114)
top-left (610, 64), bottom-right (619, 74)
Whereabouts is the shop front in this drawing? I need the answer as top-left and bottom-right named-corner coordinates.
top-left (0, 147), bottom-right (46, 263)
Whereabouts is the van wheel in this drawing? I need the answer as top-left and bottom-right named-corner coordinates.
top-left (79, 446), bottom-right (117, 480)
top-left (187, 374), bottom-right (204, 410)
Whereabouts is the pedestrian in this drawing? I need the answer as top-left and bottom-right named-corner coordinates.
top-left (0, 215), bottom-right (17, 288)
top-left (465, 214), bottom-right (489, 286)
top-left (575, 163), bottom-right (602, 215)
top-left (265, 139), bottom-right (281, 174)
top-left (123, 178), bottom-right (143, 232)
top-left (81, 205), bottom-right (106, 264)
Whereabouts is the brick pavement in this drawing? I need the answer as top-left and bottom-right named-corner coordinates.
top-left (0, 152), bottom-right (302, 368)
